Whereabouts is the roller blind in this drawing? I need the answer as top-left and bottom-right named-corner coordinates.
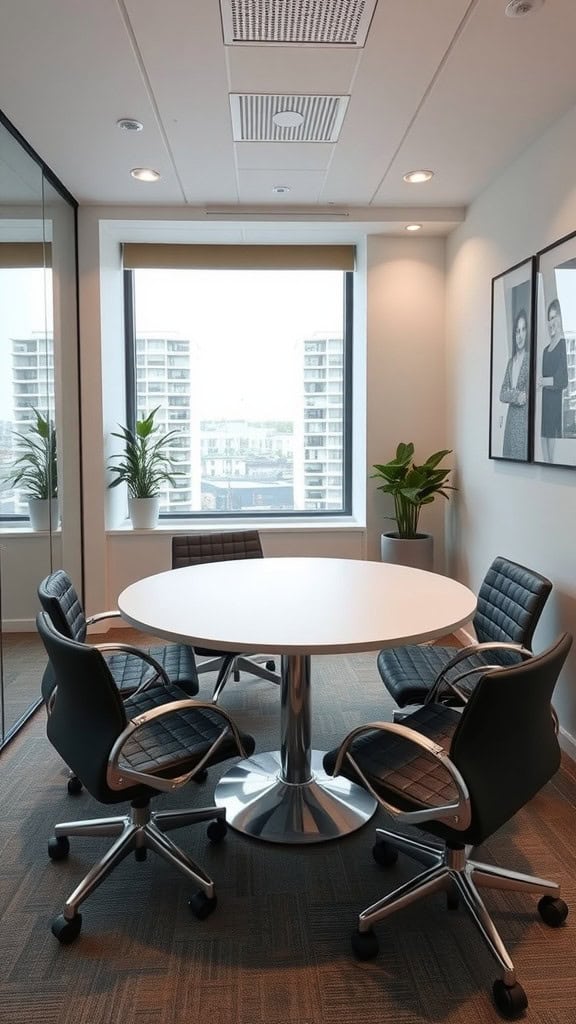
top-left (122, 243), bottom-right (355, 271)
top-left (0, 242), bottom-right (51, 268)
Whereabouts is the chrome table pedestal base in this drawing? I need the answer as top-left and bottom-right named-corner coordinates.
top-left (214, 750), bottom-right (377, 844)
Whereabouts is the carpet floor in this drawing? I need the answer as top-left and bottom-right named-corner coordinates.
top-left (0, 644), bottom-right (575, 1024)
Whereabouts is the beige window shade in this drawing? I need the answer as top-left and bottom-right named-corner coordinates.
top-left (0, 242), bottom-right (51, 268)
top-left (122, 243), bottom-right (355, 271)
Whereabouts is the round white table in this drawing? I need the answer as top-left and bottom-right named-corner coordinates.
top-left (118, 558), bottom-right (476, 845)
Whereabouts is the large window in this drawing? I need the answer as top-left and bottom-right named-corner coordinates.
top-left (124, 267), bottom-right (352, 516)
top-left (0, 266), bottom-right (54, 519)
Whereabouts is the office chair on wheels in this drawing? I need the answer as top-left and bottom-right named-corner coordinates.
top-left (37, 611), bottom-right (255, 944)
top-left (38, 569), bottom-right (200, 794)
top-left (377, 555), bottom-right (552, 712)
top-left (171, 530), bottom-right (281, 701)
top-left (325, 634), bottom-right (572, 1018)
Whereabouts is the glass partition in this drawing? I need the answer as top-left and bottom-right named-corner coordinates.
top-left (0, 112), bottom-right (82, 747)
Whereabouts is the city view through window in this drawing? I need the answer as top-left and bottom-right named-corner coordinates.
top-left (130, 268), bottom-right (349, 514)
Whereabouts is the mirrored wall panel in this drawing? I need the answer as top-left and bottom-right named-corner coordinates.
top-left (0, 112), bottom-right (83, 746)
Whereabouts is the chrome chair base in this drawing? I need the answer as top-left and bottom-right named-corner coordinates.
top-left (196, 652), bottom-right (281, 701)
top-left (359, 826), bottom-right (561, 987)
top-left (53, 802), bottom-right (225, 921)
top-left (215, 749), bottom-right (377, 844)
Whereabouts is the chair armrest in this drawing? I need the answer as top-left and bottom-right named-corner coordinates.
top-left (426, 642), bottom-right (533, 704)
top-left (329, 720), bottom-right (471, 831)
top-left (106, 699), bottom-right (250, 793)
top-left (94, 643), bottom-right (170, 691)
top-left (85, 610), bottom-right (122, 626)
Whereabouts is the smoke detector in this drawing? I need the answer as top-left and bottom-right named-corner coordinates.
top-left (116, 118), bottom-right (144, 132)
top-left (505, 0), bottom-right (544, 17)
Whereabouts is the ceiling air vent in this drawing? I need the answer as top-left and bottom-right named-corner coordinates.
top-left (220, 0), bottom-right (378, 47)
top-left (230, 93), bottom-right (349, 142)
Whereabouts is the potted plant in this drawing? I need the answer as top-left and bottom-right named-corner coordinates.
top-left (371, 442), bottom-right (454, 570)
top-left (107, 407), bottom-right (181, 528)
top-left (7, 408), bottom-right (58, 531)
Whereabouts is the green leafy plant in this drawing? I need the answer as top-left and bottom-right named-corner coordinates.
top-left (7, 408), bottom-right (57, 499)
top-left (371, 442), bottom-right (454, 539)
top-left (108, 406), bottom-right (181, 498)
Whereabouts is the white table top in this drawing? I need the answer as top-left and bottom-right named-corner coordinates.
top-left (118, 557), bottom-right (476, 656)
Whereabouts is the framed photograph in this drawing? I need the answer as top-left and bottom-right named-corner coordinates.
top-left (489, 257), bottom-right (535, 462)
top-left (532, 230), bottom-right (576, 467)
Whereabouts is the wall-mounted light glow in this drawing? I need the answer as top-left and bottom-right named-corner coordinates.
top-left (130, 167), bottom-right (161, 182)
top-left (403, 169), bottom-right (434, 184)
top-left (405, 223), bottom-right (422, 232)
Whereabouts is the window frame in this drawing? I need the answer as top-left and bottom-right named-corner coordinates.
top-left (123, 267), bottom-right (353, 520)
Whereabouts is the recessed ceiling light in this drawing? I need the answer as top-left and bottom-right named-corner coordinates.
top-left (505, 0), bottom-right (543, 17)
top-left (272, 110), bottom-right (305, 129)
top-left (130, 167), bottom-right (161, 182)
top-left (272, 185), bottom-right (291, 194)
top-left (117, 118), bottom-right (144, 132)
top-left (405, 224), bottom-right (422, 232)
top-left (403, 169), bottom-right (434, 184)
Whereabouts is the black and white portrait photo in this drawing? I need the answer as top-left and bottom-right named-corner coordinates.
top-left (489, 258), bottom-right (534, 462)
top-left (532, 231), bottom-right (576, 468)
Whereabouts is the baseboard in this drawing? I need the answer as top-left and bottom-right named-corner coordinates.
top-left (3, 619), bottom-right (35, 632)
top-left (454, 626), bottom-right (475, 646)
top-left (559, 725), bottom-right (576, 762)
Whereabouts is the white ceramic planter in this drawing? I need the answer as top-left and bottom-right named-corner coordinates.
top-left (380, 532), bottom-right (434, 572)
top-left (28, 498), bottom-right (59, 531)
top-left (128, 496), bottom-right (160, 529)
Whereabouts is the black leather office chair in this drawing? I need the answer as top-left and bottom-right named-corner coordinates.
top-left (377, 556), bottom-right (552, 710)
top-left (172, 531), bottom-right (281, 702)
top-left (37, 610), bottom-right (255, 944)
top-left (38, 570), bottom-right (201, 795)
top-left (324, 633), bottom-right (572, 1018)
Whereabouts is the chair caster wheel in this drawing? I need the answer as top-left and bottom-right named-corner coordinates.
top-left (134, 847), bottom-right (147, 862)
top-left (538, 894), bottom-right (568, 927)
top-left (266, 660), bottom-right (276, 671)
top-left (351, 928), bottom-right (379, 960)
top-left (52, 913), bottom-right (82, 944)
top-left (189, 892), bottom-right (217, 920)
top-left (372, 841), bottom-right (398, 868)
top-left (193, 768), bottom-right (208, 784)
top-left (48, 836), bottom-right (70, 861)
top-left (207, 819), bottom-right (227, 843)
top-left (492, 979), bottom-right (528, 1019)
top-left (67, 775), bottom-right (83, 796)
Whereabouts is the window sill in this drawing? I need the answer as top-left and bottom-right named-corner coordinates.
top-left (106, 516), bottom-right (365, 536)
top-left (0, 525), bottom-right (61, 537)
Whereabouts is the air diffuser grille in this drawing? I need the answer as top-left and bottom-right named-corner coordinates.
top-left (220, 0), bottom-right (377, 46)
top-left (230, 93), bottom-right (349, 142)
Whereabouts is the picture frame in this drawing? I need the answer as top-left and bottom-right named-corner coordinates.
top-left (489, 256), bottom-right (535, 462)
top-left (532, 229), bottom-right (576, 468)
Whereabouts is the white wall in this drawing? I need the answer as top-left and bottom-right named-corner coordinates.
top-left (365, 235), bottom-right (447, 565)
top-left (446, 100), bottom-right (576, 749)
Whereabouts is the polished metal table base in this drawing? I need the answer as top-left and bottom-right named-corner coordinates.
top-left (214, 750), bottom-right (377, 844)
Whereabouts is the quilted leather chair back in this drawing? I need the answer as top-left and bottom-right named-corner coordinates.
top-left (449, 632), bottom-right (571, 844)
top-left (172, 530), bottom-right (263, 568)
top-left (37, 611), bottom-right (130, 804)
top-left (473, 556), bottom-right (552, 648)
top-left (38, 569), bottom-right (87, 643)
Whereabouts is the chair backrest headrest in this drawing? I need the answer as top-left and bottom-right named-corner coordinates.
top-left (36, 611), bottom-right (128, 802)
top-left (172, 530), bottom-right (263, 568)
top-left (473, 556), bottom-right (552, 647)
top-left (38, 569), bottom-right (87, 643)
top-left (450, 632), bottom-right (571, 842)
